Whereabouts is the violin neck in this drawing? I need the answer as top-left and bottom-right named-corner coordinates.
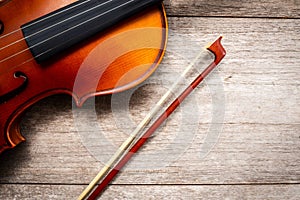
top-left (21, 0), bottom-right (163, 63)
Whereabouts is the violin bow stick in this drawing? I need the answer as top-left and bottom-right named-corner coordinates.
top-left (78, 36), bottom-right (226, 200)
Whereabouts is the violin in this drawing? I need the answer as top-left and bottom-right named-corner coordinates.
top-left (0, 0), bottom-right (167, 154)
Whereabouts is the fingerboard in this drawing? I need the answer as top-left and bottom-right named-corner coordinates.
top-left (21, 0), bottom-right (162, 63)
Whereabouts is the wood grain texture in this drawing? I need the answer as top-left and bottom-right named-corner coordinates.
top-left (0, 0), bottom-right (299, 199)
top-left (163, 0), bottom-right (300, 18)
top-left (0, 184), bottom-right (300, 199)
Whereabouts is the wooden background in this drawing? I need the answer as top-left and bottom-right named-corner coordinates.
top-left (1, 0), bottom-right (299, 199)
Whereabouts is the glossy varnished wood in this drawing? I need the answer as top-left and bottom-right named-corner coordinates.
top-left (0, 0), bottom-right (167, 153)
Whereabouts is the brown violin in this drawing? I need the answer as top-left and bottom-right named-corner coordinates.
top-left (0, 0), bottom-right (167, 154)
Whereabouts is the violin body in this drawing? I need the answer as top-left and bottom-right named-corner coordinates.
top-left (0, 0), bottom-right (167, 154)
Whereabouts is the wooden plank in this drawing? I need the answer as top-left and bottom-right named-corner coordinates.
top-left (0, 17), bottom-right (299, 186)
top-left (0, 11), bottom-right (299, 200)
top-left (164, 0), bottom-right (300, 18)
top-left (0, 184), bottom-right (300, 199)
top-left (1, 121), bottom-right (299, 184)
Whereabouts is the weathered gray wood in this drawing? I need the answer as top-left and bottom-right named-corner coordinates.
top-left (0, 184), bottom-right (300, 199)
top-left (164, 0), bottom-right (300, 18)
top-left (0, 17), bottom-right (299, 196)
top-left (1, 119), bottom-right (299, 184)
top-left (0, 2), bottom-right (299, 199)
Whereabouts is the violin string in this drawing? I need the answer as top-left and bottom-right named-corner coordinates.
top-left (0, 0), bottom-right (136, 70)
top-left (0, 0), bottom-right (137, 75)
top-left (0, 0), bottom-right (113, 52)
top-left (0, 0), bottom-right (115, 63)
top-left (0, 0), bottom-right (92, 40)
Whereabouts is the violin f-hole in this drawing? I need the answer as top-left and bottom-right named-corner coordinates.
top-left (0, 20), bottom-right (4, 34)
top-left (0, 72), bottom-right (28, 104)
